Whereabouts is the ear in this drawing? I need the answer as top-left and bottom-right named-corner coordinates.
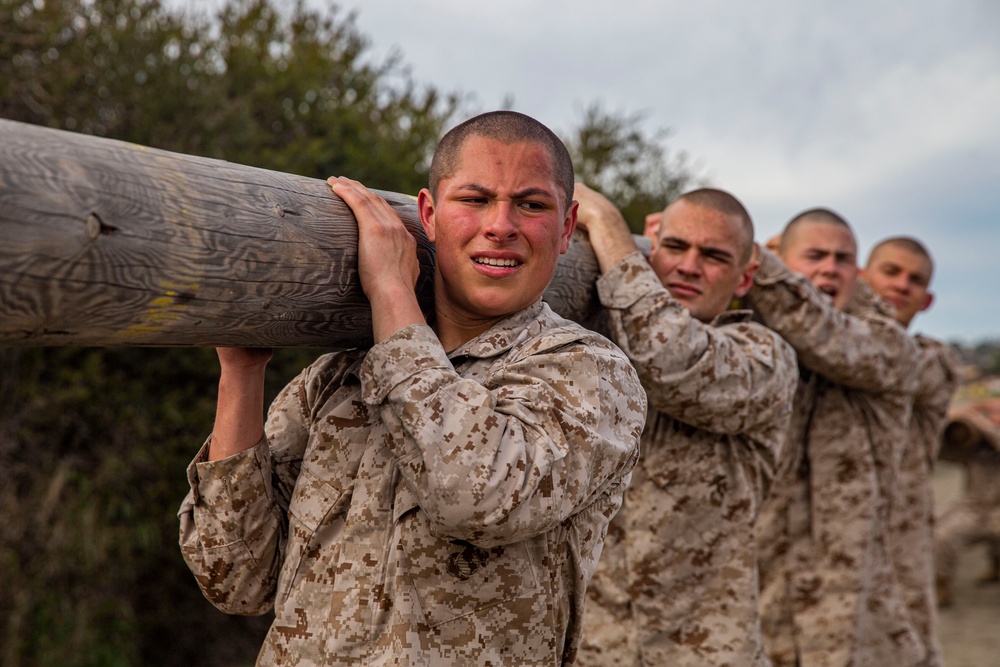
top-left (733, 259), bottom-right (759, 298)
top-left (643, 211), bottom-right (662, 241)
top-left (417, 189), bottom-right (436, 242)
top-left (921, 291), bottom-right (934, 313)
top-left (559, 200), bottom-right (579, 254)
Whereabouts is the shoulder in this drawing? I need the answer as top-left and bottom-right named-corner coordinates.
top-left (914, 333), bottom-right (963, 376)
top-left (512, 303), bottom-right (628, 360)
top-left (282, 349), bottom-right (366, 406)
top-left (505, 305), bottom-right (644, 403)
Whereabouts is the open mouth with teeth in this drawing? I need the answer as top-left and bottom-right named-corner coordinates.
top-left (817, 285), bottom-right (838, 299)
top-left (474, 257), bottom-right (521, 268)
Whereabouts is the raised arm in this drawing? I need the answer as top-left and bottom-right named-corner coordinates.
top-left (209, 347), bottom-right (273, 460)
top-left (360, 322), bottom-right (645, 549)
top-left (748, 247), bottom-right (918, 394)
top-left (597, 250), bottom-right (797, 435)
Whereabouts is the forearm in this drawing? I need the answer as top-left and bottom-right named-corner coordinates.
top-left (574, 182), bottom-right (641, 273)
top-left (210, 363), bottom-right (268, 461)
top-left (367, 283), bottom-right (427, 344)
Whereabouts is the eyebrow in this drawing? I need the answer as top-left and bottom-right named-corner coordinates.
top-left (454, 183), bottom-right (556, 200)
top-left (804, 247), bottom-right (856, 260)
top-left (661, 236), bottom-right (737, 261)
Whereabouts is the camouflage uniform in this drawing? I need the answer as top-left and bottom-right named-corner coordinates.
top-left (576, 251), bottom-right (798, 666)
top-left (178, 301), bottom-right (646, 666)
top-left (888, 336), bottom-right (960, 666)
top-left (749, 249), bottom-right (926, 667)
top-left (934, 405), bottom-right (1000, 603)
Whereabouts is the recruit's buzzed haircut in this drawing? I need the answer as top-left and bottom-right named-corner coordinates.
top-left (428, 110), bottom-right (575, 213)
top-left (779, 207), bottom-right (854, 255)
top-left (673, 188), bottom-right (755, 262)
top-left (867, 236), bottom-right (935, 279)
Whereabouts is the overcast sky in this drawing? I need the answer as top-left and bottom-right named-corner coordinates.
top-left (322, 0), bottom-right (999, 344)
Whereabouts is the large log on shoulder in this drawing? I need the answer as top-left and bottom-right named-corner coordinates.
top-left (0, 119), bottom-right (618, 348)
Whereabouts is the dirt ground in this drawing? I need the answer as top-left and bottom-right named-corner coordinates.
top-left (933, 461), bottom-right (1000, 667)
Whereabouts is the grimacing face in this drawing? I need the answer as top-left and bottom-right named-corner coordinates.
top-left (417, 135), bottom-right (577, 331)
top-left (781, 220), bottom-right (858, 311)
top-left (864, 244), bottom-right (934, 327)
top-left (648, 199), bottom-right (754, 323)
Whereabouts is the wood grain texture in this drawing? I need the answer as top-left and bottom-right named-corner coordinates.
top-left (0, 119), bottom-right (640, 348)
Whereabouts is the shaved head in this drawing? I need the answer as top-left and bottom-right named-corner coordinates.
top-left (672, 188), bottom-right (755, 263)
top-left (429, 110), bottom-right (574, 213)
top-left (780, 208), bottom-right (854, 256)
top-left (867, 236), bottom-right (935, 280)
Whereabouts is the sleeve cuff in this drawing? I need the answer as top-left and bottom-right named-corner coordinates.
top-left (187, 435), bottom-right (271, 509)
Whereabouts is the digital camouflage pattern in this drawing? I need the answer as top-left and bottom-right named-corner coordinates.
top-left (934, 401), bottom-right (1000, 611)
top-left (749, 248), bottom-right (926, 667)
top-left (888, 335), bottom-right (960, 667)
top-left (178, 301), bottom-right (646, 666)
top-left (575, 251), bottom-right (798, 667)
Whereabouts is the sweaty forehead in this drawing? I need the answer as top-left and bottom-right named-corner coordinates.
top-left (660, 202), bottom-right (750, 255)
top-left (869, 245), bottom-right (931, 275)
top-left (785, 220), bottom-right (856, 255)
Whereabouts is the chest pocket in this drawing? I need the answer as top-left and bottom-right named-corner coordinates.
top-left (277, 466), bottom-right (346, 607)
top-left (398, 508), bottom-right (541, 628)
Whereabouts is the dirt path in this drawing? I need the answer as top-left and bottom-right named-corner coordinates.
top-left (934, 461), bottom-right (1000, 667)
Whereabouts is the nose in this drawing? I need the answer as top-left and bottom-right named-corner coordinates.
top-left (484, 202), bottom-right (519, 242)
top-left (818, 255), bottom-right (839, 276)
top-left (890, 275), bottom-right (911, 294)
top-left (676, 249), bottom-right (702, 277)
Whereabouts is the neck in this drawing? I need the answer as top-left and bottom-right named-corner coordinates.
top-left (432, 308), bottom-right (506, 352)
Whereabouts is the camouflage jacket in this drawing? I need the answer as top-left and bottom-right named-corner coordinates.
top-left (889, 335), bottom-right (960, 666)
top-left (576, 251), bottom-right (798, 667)
top-left (749, 248), bottom-right (924, 667)
top-left (178, 301), bottom-right (646, 666)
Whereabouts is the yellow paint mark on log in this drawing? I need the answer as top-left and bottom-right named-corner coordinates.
top-left (122, 282), bottom-right (199, 339)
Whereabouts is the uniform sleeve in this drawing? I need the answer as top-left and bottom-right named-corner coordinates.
top-left (177, 437), bottom-right (285, 615)
top-left (914, 336), bottom-right (961, 415)
top-left (747, 247), bottom-right (918, 394)
top-left (596, 250), bottom-right (799, 437)
top-left (358, 324), bottom-right (645, 549)
top-left (913, 336), bottom-right (962, 459)
top-left (177, 354), bottom-right (348, 615)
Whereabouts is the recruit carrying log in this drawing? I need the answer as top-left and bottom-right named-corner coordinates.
top-left (0, 119), bottom-right (616, 348)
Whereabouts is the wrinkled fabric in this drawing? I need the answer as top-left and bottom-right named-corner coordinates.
top-left (749, 248), bottom-right (925, 667)
top-left (888, 336), bottom-right (960, 667)
top-left (576, 251), bottom-right (798, 667)
top-left (178, 301), bottom-right (646, 666)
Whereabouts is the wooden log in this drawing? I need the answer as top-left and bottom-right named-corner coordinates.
top-left (0, 119), bottom-right (628, 348)
top-left (939, 405), bottom-right (1000, 463)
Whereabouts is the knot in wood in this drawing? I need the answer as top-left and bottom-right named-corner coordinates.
top-left (85, 213), bottom-right (103, 240)
top-left (85, 212), bottom-right (118, 239)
